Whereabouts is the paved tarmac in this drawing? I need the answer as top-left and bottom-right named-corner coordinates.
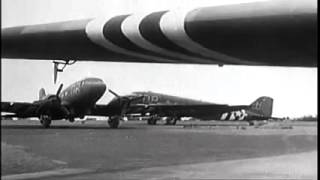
top-left (1, 119), bottom-right (317, 179)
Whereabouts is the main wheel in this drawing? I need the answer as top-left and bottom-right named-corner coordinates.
top-left (147, 117), bottom-right (157, 125)
top-left (108, 116), bottom-right (120, 129)
top-left (40, 114), bottom-right (52, 128)
top-left (165, 118), bottom-right (177, 125)
top-left (171, 118), bottom-right (177, 125)
top-left (248, 121), bottom-right (255, 126)
top-left (69, 117), bottom-right (75, 123)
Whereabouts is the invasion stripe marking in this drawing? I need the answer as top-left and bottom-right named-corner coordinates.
top-left (160, 9), bottom-right (260, 65)
top-left (85, 17), bottom-right (177, 63)
top-left (103, 15), bottom-right (148, 53)
top-left (139, 11), bottom-right (216, 63)
top-left (224, 112), bottom-right (232, 120)
top-left (140, 11), bottom-right (193, 54)
top-left (122, 12), bottom-right (215, 64)
top-left (105, 14), bottom-right (199, 62)
top-left (220, 113), bottom-right (228, 120)
top-left (121, 13), bottom-right (173, 59)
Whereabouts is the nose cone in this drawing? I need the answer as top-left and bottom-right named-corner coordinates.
top-left (83, 78), bottom-right (106, 100)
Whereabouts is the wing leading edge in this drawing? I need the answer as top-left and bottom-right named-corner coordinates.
top-left (1, 102), bottom-right (39, 118)
top-left (1, 0), bottom-right (317, 67)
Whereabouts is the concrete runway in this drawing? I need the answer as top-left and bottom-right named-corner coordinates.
top-left (1, 119), bottom-right (317, 179)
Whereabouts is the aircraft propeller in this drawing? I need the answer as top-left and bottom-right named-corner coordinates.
top-left (108, 89), bottom-right (143, 105)
top-left (54, 83), bottom-right (63, 103)
top-left (36, 83), bottom-right (64, 116)
top-left (108, 89), bottom-right (144, 116)
top-left (56, 83), bottom-right (64, 97)
top-left (108, 89), bottom-right (121, 98)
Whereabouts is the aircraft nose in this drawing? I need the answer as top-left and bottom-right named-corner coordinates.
top-left (84, 78), bottom-right (107, 97)
top-left (93, 79), bottom-right (107, 95)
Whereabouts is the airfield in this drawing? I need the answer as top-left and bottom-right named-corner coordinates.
top-left (1, 119), bottom-right (317, 180)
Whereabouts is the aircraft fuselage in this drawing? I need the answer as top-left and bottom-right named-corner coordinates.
top-left (56, 77), bottom-right (106, 119)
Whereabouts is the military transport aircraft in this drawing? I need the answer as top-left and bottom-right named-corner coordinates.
top-left (1, 0), bottom-right (317, 83)
top-left (1, 78), bottom-right (142, 128)
top-left (117, 91), bottom-right (274, 125)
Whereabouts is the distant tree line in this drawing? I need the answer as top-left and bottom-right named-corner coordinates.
top-left (292, 115), bottom-right (318, 121)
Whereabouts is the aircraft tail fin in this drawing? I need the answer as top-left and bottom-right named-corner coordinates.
top-left (249, 96), bottom-right (273, 117)
top-left (39, 88), bottom-right (46, 100)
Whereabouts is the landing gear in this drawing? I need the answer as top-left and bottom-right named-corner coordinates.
top-left (69, 117), bottom-right (75, 123)
top-left (147, 116), bottom-right (158, 125)
top-left (53, 60), bottom-right (77, 84)
top-left (147, 118), bottom-right (156, 125)
top-left (248, 121), bottom-right (267, 127)
top-left (248, 121), bottom-right (255, 126)
top-left (40, 114), bottom-right (52, 128)
top-left (108, 116), bottom-right (120, 128)
top-left (165, 117), bottom-right (178, 125)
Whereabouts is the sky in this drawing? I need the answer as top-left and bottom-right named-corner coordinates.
top-left (1, 0), bottom-right (318, 118)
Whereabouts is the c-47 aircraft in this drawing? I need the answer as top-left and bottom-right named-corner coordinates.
top-left (1, 78), bottom-right (141, 128)
top-left (119, 91), bottom-right (273, 125)
top-left (1, 0), bottom-right (316, 82)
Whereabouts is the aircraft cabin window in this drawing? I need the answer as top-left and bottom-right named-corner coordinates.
top-left (75, 87), bottom-right (80, 94)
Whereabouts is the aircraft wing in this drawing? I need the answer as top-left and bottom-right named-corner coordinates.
top-left (90, 104), bottom-right (122, 117)
top-left (1, 102), bottom-right (39, 118)
top-left (90, 103), bottom-right (147, 117)
top-left (2, 0), bottom-right (317, 67)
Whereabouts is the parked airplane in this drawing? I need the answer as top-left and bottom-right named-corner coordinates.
top-left (1, 0), bottom-right (316, 83)
top-left (1, 78), bottom-right (140, 128)
top-left (121, 91), bottom-right (273, 125)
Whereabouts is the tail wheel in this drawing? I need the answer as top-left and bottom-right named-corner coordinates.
top-left (248, 121), bottom-right (255, 126)
top-left (40, 114), bottom-right (52, 128)
top-left (108, 116), bottom-right (120, 129)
